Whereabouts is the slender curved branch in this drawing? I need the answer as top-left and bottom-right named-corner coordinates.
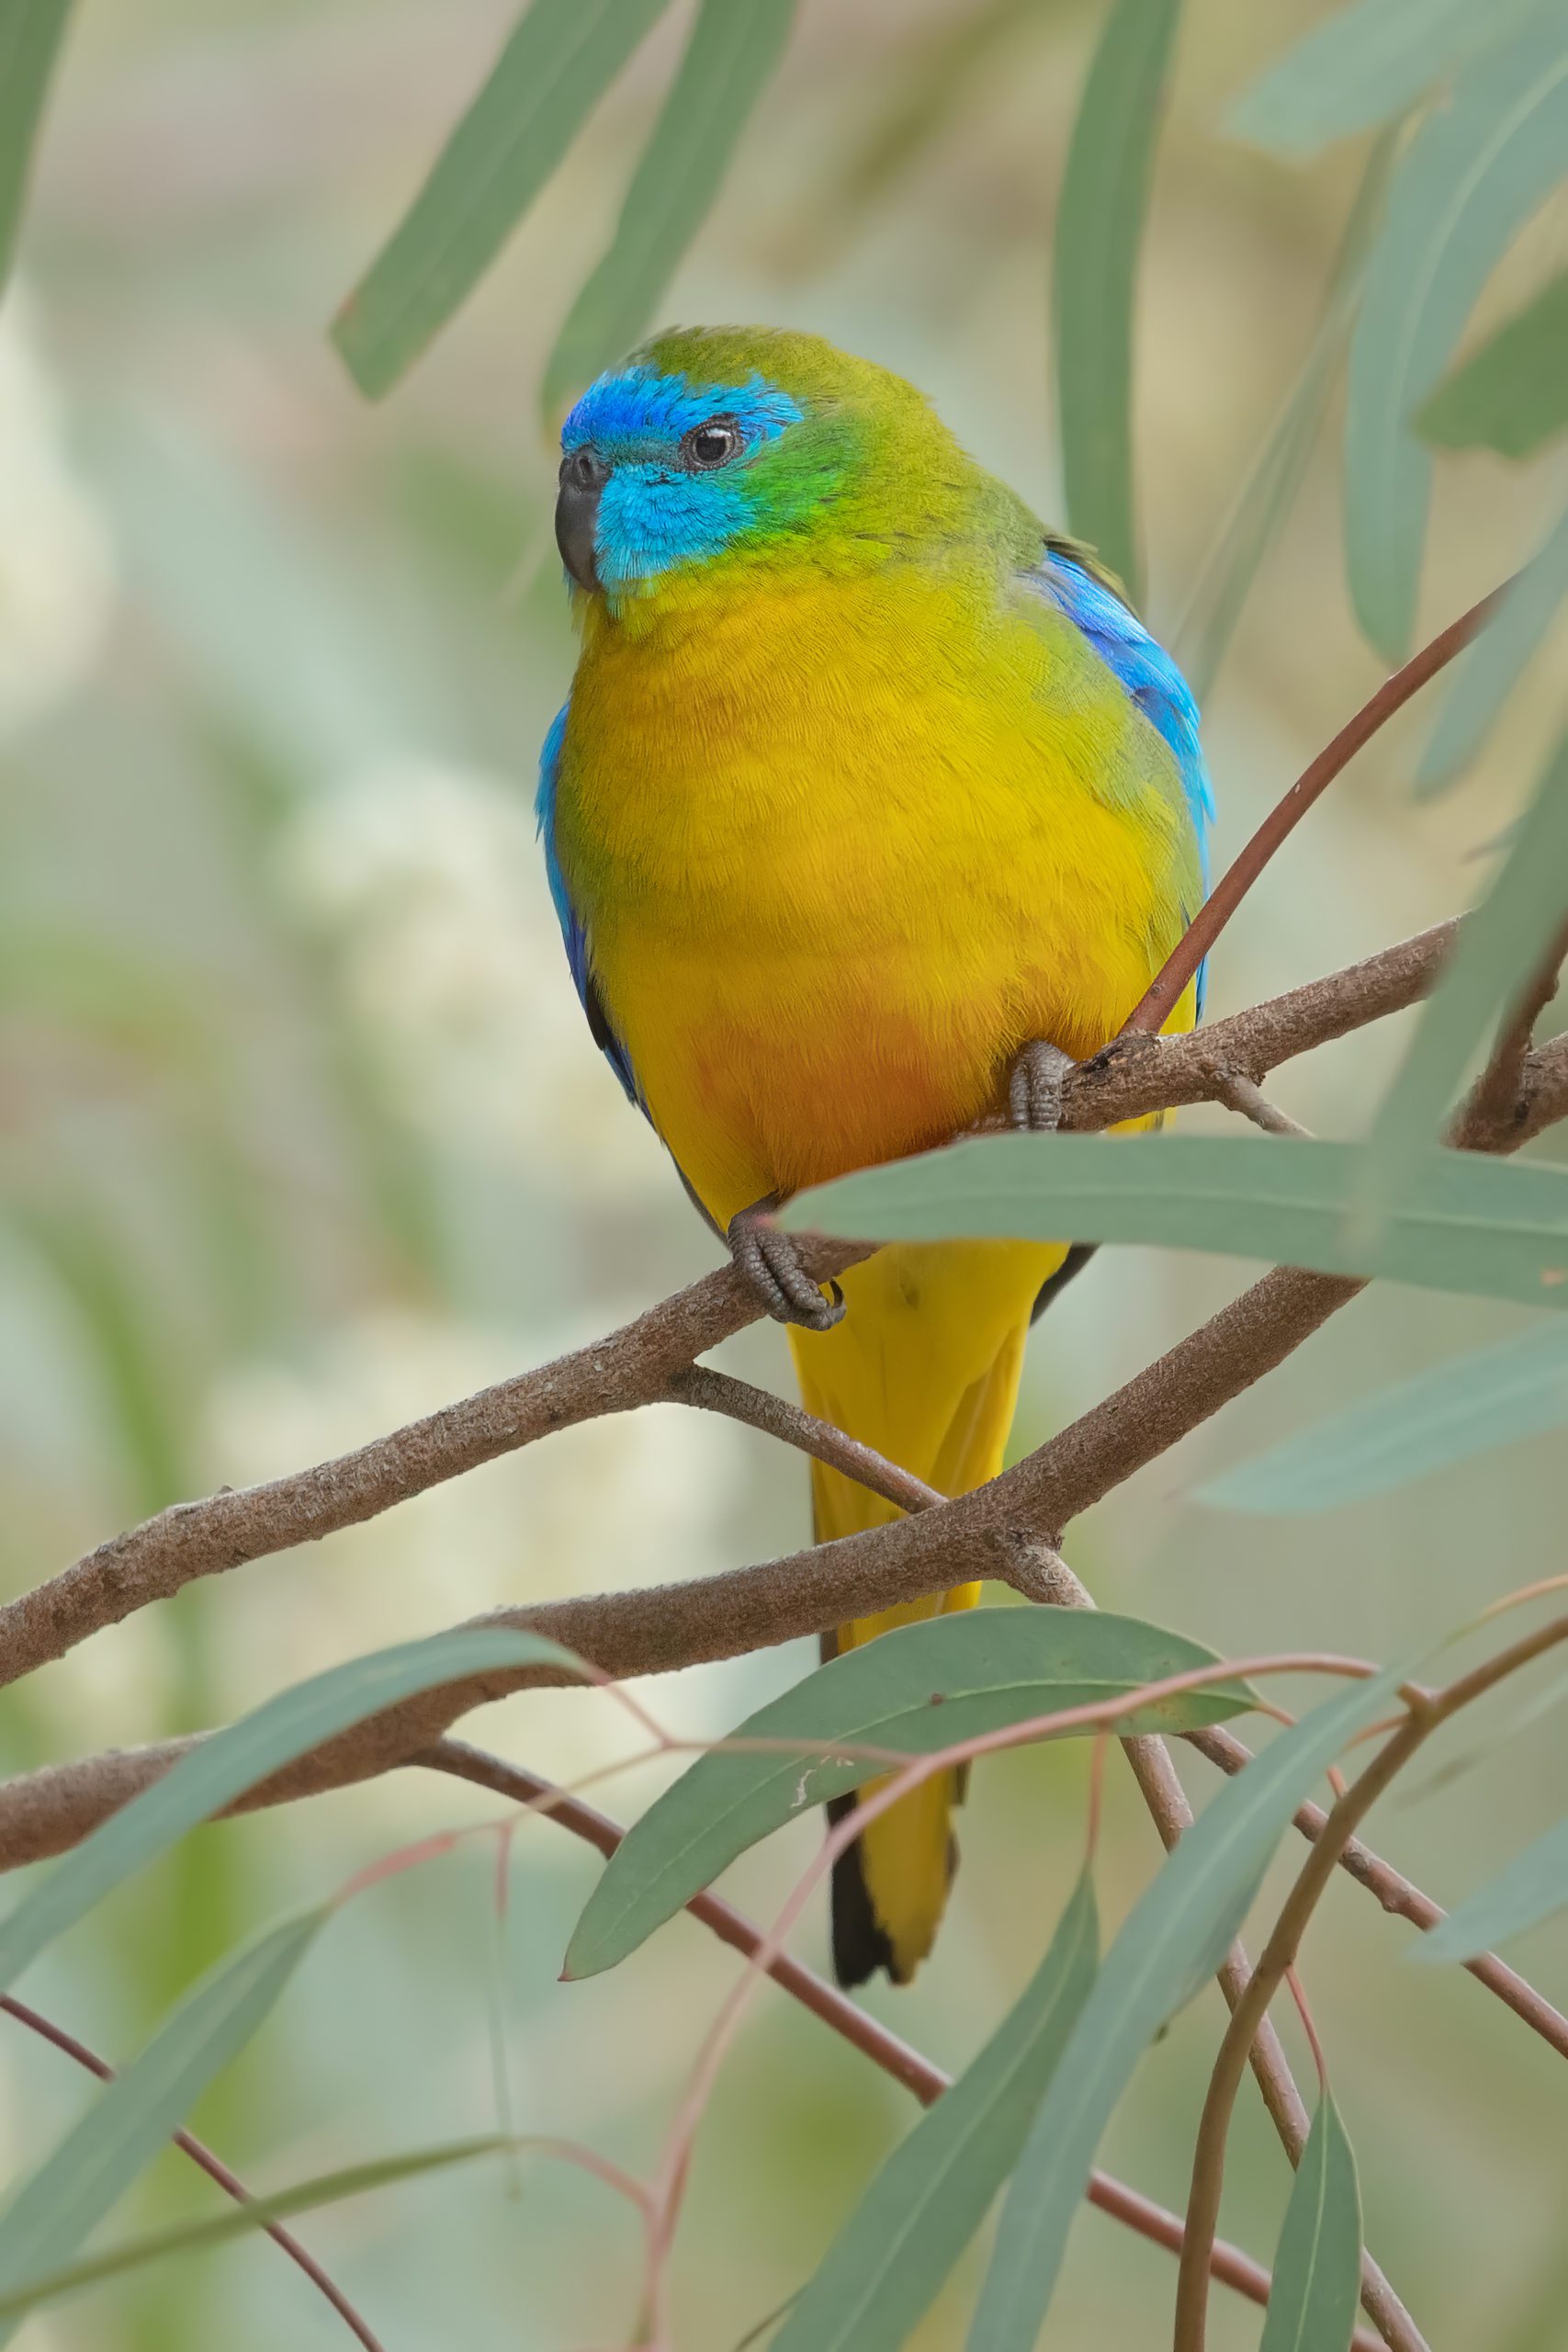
top-left (420, 1740), bottom-right (1383, 2350)
top-left (0, 919), bottom-right (1461, 1697)
top-left (1, 1994), bottom-right (381, 2349)
top-left (1126, 584), bottom-right (1505, 1035)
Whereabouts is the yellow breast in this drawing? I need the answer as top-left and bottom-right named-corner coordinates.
top-left (552, 558), bottom-right (1196, 1226)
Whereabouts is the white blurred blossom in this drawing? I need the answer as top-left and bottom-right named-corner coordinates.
top-left (282, 762), bottom-right (667, 1198)
top-left (205, 1307), bottom-right (751, 1790)
top-left (0, 295), bottom-right (115, 735)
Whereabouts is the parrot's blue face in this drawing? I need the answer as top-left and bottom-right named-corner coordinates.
top-left (557, 363), bottom-right (805, 596)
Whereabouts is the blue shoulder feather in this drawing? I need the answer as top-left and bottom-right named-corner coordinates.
top-left (1026, 550), bottom-right (1214, 1015)
top-left (536, 702), bottom-right (642, 1107)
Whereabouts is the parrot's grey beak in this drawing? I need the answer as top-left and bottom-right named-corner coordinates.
top-left (556, 447), bottom-right (607, 593)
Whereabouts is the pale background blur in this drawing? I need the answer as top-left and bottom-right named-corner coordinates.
top-left (3, 2), bottom-right (1566, 2346)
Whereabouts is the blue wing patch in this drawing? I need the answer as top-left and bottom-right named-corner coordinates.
top-left (1027, 549), bottom-right (1215, 1016)
top-left (536, 702), bottom-right (642, 1107)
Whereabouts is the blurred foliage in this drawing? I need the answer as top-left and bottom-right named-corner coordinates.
top-left (0, 0), bottom-right (1566, 2346)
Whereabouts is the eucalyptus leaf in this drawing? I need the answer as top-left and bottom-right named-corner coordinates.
top-left (0, 2136), bottom-right (508, 2321)
top-left (1229, 0), bottom-right (1549, 157)
top-left (1175, 130), bottom-right (1395, 702)
top-left (0, 1627), bottom-right (581, 1995)
top-left (1259, 2093), bottom-right (1363, 2352)
top-left (1198, 1320), bottom-right (1568, 1515)
top-left (541, 0), bottom-right (795, 415)
top-left (967, 1669), bottom-right (1404, 2347)
top-left (1053, 0), bottom-right (1182, 600)
top-left (0, 0), bottom-right (74, 292)
top-left (564, 1610), bottom-right (1254, 1980)
top-left (774, 1876), bottom-right (1098, 2352)
top-left (1418, 264), bottom-right (1568, 459)
top-left (784, 1130), bottom-right (1568, 1317)
top-left (0, 1912), bottom-right (325, 2344)
top-left (1417, 1815), bottom-right (1568, 1963)
top-left (1357, 729), bottom-right (1568, 1227)
top-left (1416, 495), bottom-right (1568, 793)
top-left (333, 0), bottom-right (673, 398)
top-left (1342, 16), bottom-right (1568, 659)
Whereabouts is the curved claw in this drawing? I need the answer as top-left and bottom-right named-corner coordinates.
top-left (1008, 1040), bottom-right (1076, 1136)
top-left (728, 1210), bottom-right (846, 1332)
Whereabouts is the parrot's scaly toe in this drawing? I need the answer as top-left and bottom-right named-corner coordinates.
top-left (728, 1208), bottom-right (846, 1331)
top-left (1008, 1040), bottom-right (1076, 1135)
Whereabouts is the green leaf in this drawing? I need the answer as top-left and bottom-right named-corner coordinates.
top-left (540, 0), bottom-right (795, 416)
top-left (0, 1912), bottom-right (324, 2344)
top-left (1229, 0), bottom-right (1549, 157)
top-left (1342, 17), bottom-right (1568, 659)
top-left (1418, 263), bottom-right (1568, 458)
top-left (1198, 1319), bottom-right (1568, 1515)
top-left (332, 0), bottom-right (673, 399)
top-left (0, 1627), bottom-right (579, 1994)
top-left (1259, 2093), bottom-right (1363, 2352)
top-left (1357, 729), bottom-right (1568, 1227)
top-left (1416, 1814), bottom-right (1568, 1963)
top-left (1052, 0), bottom-right (1182, 601)
top-left (967, 1669), bottom-right (1404, 2348)
top-left (0, 0), bottom-right (74, 292)
top-left (1416, 498), bottom-right (1568, 793)
top-left (564, 1611), bottom-right (1254, 1980)
top-left (784, 1129), bottom-right (1568, 1317)
top-left (1174, 130), bottom-right (1394, 701)
top-left (0, 2136), bottom-right (507, 2322)
top-left (773, 1875), bottom-right (1099, 2352)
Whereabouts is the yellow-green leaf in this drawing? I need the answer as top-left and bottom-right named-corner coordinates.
top-left (1418, 264), bottom-right (1568, 459)
top-left (784, 1129), bottom-right (1568, 1317)
top-left (1259, 2093), bottom-right (1363, 2352)
top-left (541, 0), bottom-right (795, 417)
top-left (774, 1877), bottom-right (1098, 2352)
top-left (1053, 0), bottom-right (1182, 602)
top-left (333, 0), bottom-right (673, 399)
top-left (1342, 18), bottom-right (1568, 659)
top-left (0, 0), bottom-right (75, 293)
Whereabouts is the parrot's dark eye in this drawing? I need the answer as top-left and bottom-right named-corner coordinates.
top-left (680, 418), bottom-right (742, 469)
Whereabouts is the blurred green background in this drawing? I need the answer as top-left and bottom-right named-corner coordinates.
top-left (3, 2), bottom-right (1567, 2346)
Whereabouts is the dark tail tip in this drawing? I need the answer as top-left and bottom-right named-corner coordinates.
top-left (826, 1792), bottom-right (899, 1989)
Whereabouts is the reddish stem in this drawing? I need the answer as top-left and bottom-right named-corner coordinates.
top-left (1, 1993), bottom-right (382, 2349)
top-left (1125, 582), bottom-right (1506, 1036)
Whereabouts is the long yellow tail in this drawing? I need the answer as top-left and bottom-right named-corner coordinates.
top-left (788, 1234), bottom-right (1066, 1985)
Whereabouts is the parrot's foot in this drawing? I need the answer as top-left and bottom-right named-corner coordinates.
top-left (727, 1204), bottom-right (846, 1332)
top-left (1008, 1040), bottom-right (1077, 1135)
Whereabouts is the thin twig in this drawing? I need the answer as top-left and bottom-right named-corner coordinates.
top-left (1126, 582), bottom-right (1508, 1035)
top-left (0, 1994), bottom-right (383, 2350)
top-left (421, 1742), bottom-right (1382, 2349)
top-left (666, 1365), bottom-right (942, 1518)
top-left (1468, 912), bottom-right (1568, 1138)
top-left (1200, 1058), bottom-right (1313, 1138)
top-left (1190, 1724), bottom-right (1568, 2061)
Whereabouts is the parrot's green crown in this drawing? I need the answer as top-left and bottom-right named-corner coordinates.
top-left (555, 326), bottom-right (1029, 603)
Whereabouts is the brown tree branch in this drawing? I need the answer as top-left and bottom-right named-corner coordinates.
top-left (1, 1993), bottom-right (382, 2348)
top-left (0, 919), bottom-right (1459, 1696)
top-left (421, 1741), bottom-right (1383, 2351)
top-left (1, 1026), bottom-right (1562, 1873)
